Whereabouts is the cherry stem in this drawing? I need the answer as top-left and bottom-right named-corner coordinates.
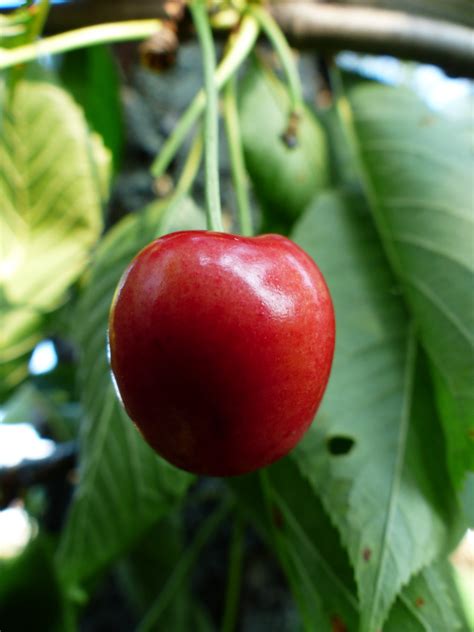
top-left (221, 514), bottom-right (245, 632)
top-left (224, 73), bottom-right (253, 236)
top-left (155, 129), bottom-right (203, 232)
top-left (249, 4), bottom-right (303, 116)
top-left (190, 0), bottom-right (223, 232)
top-left (171, 127), bottom-right (204, 203)
top-left (0, 20), bottom-right (163, 69)
top-left (150, 13), bottom-right (259, 179)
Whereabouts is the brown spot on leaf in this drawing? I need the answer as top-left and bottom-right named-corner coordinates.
top-left (468, 428), bottom-right (474, 440)
top-left (363, 547), bottom-right (372, 561)
top-left (419, 115), bottom-right (436, 127)
top-left (271, 505), bottom-right (284, 529)
top-left (415, 597), bottom-right (425, 608)
top-left (331, 615), bottom-right (347, 632)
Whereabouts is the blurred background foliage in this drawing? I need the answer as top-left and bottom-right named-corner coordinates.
top-left (0, 1), bottom-right (473, 631)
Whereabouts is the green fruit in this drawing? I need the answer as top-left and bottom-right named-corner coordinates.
top-left (239, 58), bottom-right (329, 229)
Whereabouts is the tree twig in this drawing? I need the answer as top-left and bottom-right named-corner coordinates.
top-left (0, 442), bottom-right (77, 509)
top-left (296, 0), bottom-right (473, 29)
top-left (40, 0), bottom-right (474, 78)
top-left (271, 3), bottom-right (474, 78)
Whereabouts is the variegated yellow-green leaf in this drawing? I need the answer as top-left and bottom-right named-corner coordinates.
top-left (0, 77), bottom-right (110, 396)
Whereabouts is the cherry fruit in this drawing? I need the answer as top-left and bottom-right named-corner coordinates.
top-left (109, 231), bottom-right (335, 476)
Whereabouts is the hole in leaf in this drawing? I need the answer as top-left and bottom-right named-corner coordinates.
top-left (327, 436), bottom-right (355, 456)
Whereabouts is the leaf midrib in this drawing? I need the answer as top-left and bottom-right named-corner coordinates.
top-left (362, 328), bottom-right (417, 632)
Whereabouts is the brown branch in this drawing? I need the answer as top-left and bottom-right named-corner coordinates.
top-left (0, 442), bottom-right (77, 509)
top-left (42, 0), bottom-right (474, 78)
top-left (306, 0), bottom-right (474, 29)
top-left (45, 0), bottom-right (171, 31)
top-left (270, 3), bottom-right (474, 78)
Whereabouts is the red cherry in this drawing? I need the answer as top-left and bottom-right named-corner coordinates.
top-left (108, 231), bottom-right (335, 476)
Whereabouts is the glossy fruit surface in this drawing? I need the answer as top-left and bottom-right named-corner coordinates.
top-left (109, 231), bottom-right (335, 476)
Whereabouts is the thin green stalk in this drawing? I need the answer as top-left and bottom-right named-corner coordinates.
top-left (224, 73), bottom-right (252, 236)
top-left (152, 97), bottom-right (204, 179)
top-left (221, 515), bottom-right (245, 632)
top-left (0, 20), bottom-right (162, 69)
top-left (135, 500), bottom-right (231, 632)
top-left (249, 4), bottom-right (303, 115)
top-left (148, 130), bottom-right (203, 238)
top-left (151, 13), bottom-right (259, 178)
top-left (190, 0), bottom-right (222, 232)
top-left (172, 128), bottom-right (204, 202)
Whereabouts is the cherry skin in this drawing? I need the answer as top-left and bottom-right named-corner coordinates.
top-left (109, 231), bottom-right (335, 477)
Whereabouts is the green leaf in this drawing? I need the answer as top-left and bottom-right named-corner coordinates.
top-left (0, 380), bottom-right (78, 442)
top-left (385, 561), bottom-right (464, 631)
top-left (0, 315), bottom-right (37, 395)
top-left (460, 474), bottom-right (474, 528)
top-left (438, 559), bottom-right (473, 631)
top-left (0, 1), bottom-right (49, 49)
top-left (59, 45), bottom-right (123, 170)
top-left (320, 106), bottom-right (360, 191)
top-left (343, 80), bottom-right (474, 486)
top-left (0, 77), bottom-right (109, 397)
top-left (230, 459), bottom-right (359, 631)
top-left (191, 604), bottom-right (215, 632)
top-left (0, 535), bottom-right (70, 632)
top-left (239, 58), bottom-right (328, 230)
top-left (1, 382), bottom-right (46, 424)
top-left (118, 515), bottom-right (196, 631)
top-left (57, 197), bottom-right (205, 590)
top-left (135, 501), bottom-right (229, 632)
top-left (453, 562), bottom-right (474, 630)
top-left (432, 369), bottom-right (474, 488)
top-left (292, 191), bottom-right (463, 632)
